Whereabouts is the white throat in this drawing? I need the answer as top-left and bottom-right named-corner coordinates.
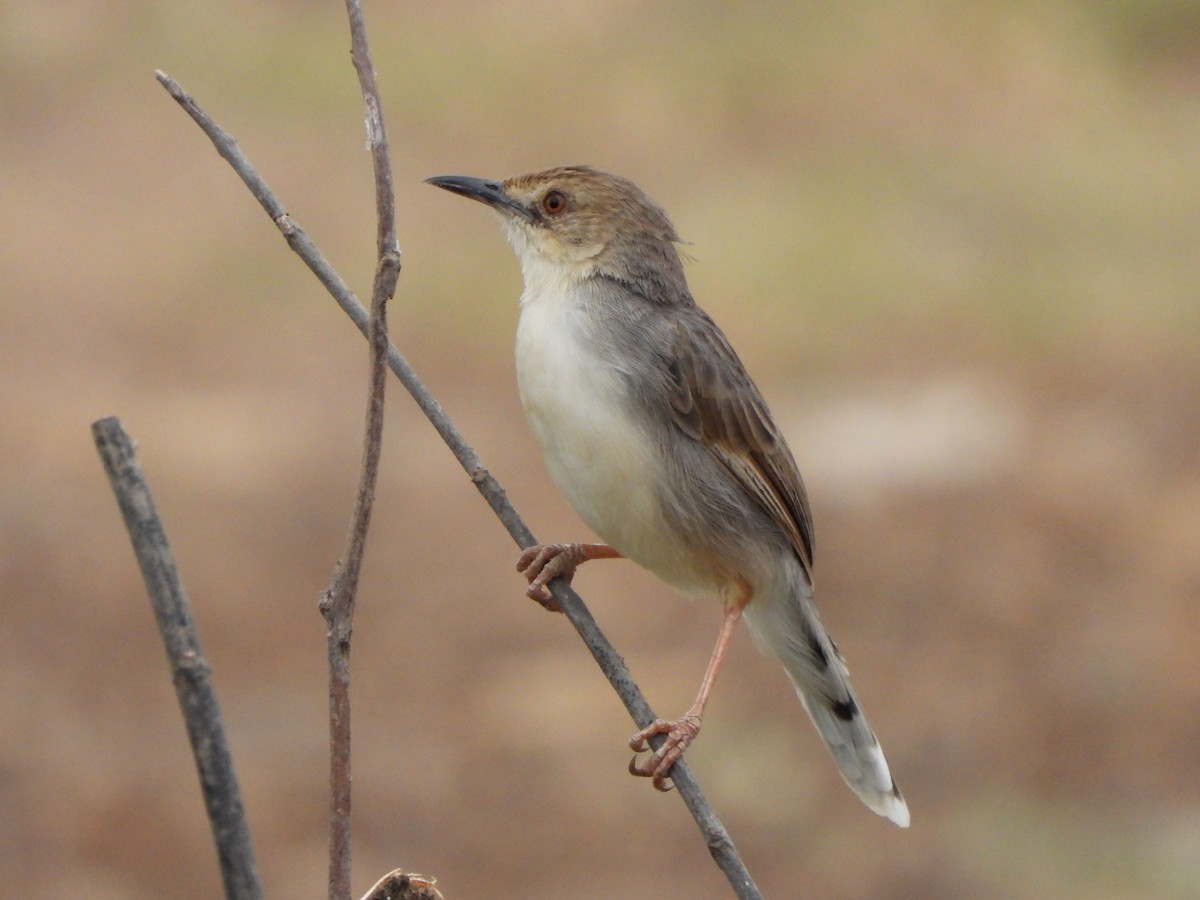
top-left (499, 218), bottom-right (600, 307)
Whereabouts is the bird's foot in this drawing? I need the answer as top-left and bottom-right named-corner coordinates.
top-left (628, 714), bottom-right (702, 792)
top-left (516, 542), bottom-right (617, 611)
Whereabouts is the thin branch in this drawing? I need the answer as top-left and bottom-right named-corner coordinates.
top-left (155, 71), bottom-right (762, 899)
top-left (316, 4), bottom-right (402, 899)
top-left (92, 416), bottom-right (263, 900)
top-left (344, 0), bottom-right (397, 263)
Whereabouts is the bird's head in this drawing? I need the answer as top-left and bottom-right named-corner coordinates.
top-left (427, 166), bottom-right (687, 299)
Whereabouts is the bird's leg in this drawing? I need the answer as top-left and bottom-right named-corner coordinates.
top-left (516, 542), bottom-right (622, 610)
top-left (629, 600), bottom-right (745, 791)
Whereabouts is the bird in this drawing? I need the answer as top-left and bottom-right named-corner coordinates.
top-left (426, 166), bottom-right (909, 827)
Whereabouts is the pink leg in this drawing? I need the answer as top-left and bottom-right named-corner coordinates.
top-left (516, 542), bottom-right (622, 610)
top-left (629, 602), bottom-right (745, 790)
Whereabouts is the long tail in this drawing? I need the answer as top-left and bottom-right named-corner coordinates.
top-left (744, 575), bottom-right (910, 828)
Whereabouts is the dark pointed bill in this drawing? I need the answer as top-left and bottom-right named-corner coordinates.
top-left (425, 175), bottom-right (533, 221)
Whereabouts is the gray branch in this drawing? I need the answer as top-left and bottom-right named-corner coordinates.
top-left (319, 2), bottom-right (401, 899)
top-left (92, 416), bottom-right (263, 900)
top-left (154, 68), bottom-right (762, 900)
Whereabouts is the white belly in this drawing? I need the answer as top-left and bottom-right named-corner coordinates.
top-left (515, 295), bottom-right (661, 553)
top-left (512, 272), bottom-right (718, 596)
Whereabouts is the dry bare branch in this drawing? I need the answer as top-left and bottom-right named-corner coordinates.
top-left (92, 416), bottom-right (263, 900)
top-left (155, 52), bottom-right (763, 899)
top-left (316, 3), bottom-right (402, 899)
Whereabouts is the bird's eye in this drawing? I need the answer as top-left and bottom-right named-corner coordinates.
top-left (541, 190), bottom-right (568, 216)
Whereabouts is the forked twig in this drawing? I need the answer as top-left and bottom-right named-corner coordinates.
top-left (155, 45), bottom-right (762, 900)
top-left (316, 3), bottom-right (401, 899)
top-left (93, 417), bottom-right (263, 900)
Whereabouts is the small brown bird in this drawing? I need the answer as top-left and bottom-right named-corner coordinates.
top-left (428, 166), bottom-right (909, 826)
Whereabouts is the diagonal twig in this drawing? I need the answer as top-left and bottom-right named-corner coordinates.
top-left (316, 3), bottom-right (401, 899)
top-left (154, 68), bottom-right (762, 899)
top-left (93, 416), bottom-right (264, 900)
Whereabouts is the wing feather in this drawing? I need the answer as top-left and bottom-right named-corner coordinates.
top-left (666, 312), bottom-right (815, 574)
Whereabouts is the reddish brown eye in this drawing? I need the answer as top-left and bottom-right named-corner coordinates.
top-left (541, 190), bottom-right (567, 215)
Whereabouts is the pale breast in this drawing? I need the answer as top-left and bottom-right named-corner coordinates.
top-left (515, 291), bottom-right (651, 526)
top-left (513, 284), bottom-right (710, 591)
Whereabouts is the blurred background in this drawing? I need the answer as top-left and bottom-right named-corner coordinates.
top-left (3, 1), bottom-right (1199, 897)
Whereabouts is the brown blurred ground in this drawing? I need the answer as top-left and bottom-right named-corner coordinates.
top-left (3, 2), bottom-right (1200, 897)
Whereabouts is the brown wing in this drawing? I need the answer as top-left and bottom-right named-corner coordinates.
top-left (666, 312), bottom-right (815, 575)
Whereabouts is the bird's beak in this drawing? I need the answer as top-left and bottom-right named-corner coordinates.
top-left (425, 175), bottom-right (534, 222)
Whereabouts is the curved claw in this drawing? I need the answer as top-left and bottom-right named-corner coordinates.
top-left (629, 754), bottom-right (676, 792)
top-left (515, 543), bottom-right (580, 611)
top-left (626, 714), bottom-right (701, 792)
top-left (515, 542), bottom-right (622, 611)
